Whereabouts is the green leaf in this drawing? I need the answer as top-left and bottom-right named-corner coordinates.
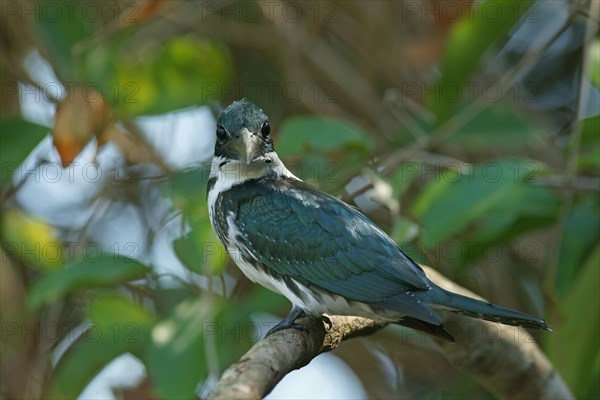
top-left (0, 117), bottom-right (48, 185)
top-left (49, 335), bottom-right (131, 399)
top-left (277, 116), bottom-right (373, 157)
top-left (2, 209), bottom-right (64, 270)
top-left (468, 184), bottom-right (560, 242)
top-left (49, 295), bottom-right (154, 399)
top-left (431, 0), bottom-right (534, 121)
top-left (578, 115), bottom-right (600, 173)
top-left (448, 178), bottom-right (559, 267)
top-left (466, 214), bottom-right (517, 243)
top-left (556, 196), bottom-right (600, 295)
top-left (549, 245), bottom-right (600, 399)
top-left (581, 115), bottom-right (600, 146)
top-left (450, 105), bottom-right (540, 150)
top-left (28, 254), bottom-right (150, 311)
top-left (587, 39), bottom-right (600, 89)
top-left (148, 296), bottom-right (211, 399)
top-left (411, 159), bottom-right (558, 247)
top-left (87, 295), bottom-right (155, 341)
top-left (173, 226), bottom-right (227, 275)
top-left (412, 161), bottom-right (514, 246)
top-left (167, 167), bottom-right (227, 275)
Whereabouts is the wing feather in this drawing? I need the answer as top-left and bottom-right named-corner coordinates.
top-left (225, 177), bottom-right (435, 318)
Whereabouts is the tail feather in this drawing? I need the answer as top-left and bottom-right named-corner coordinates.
top-left (428, 285), bottom-right (551, 331)
top-left (397, 317), bottom-right (456, 342)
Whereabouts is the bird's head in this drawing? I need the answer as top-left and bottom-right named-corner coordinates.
top-left (214, 99), bottom-right (275, 166)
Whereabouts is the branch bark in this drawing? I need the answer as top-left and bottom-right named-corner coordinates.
top-left (208, 267), bottom-right (573, 400)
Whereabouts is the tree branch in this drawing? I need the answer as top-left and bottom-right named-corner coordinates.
top-left (208, 267), bottom-right (574, 399)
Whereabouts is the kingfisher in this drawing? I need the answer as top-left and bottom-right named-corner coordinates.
top-left (207, 99), bottom-right (550, 341)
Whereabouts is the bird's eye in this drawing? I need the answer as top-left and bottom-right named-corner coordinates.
top-left (260, 122), bottom-right (271, 138)
top-left (216, 126), bottom-right (227, 142)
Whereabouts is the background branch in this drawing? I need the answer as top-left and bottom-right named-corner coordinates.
top-left (208, 266), bottom-right (574, 400)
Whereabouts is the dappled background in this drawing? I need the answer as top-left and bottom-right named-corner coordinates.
top-left (1, 0), bottom-right (599, 399)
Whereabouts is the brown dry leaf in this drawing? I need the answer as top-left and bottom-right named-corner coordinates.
top-left (428, 0), bottom-right (476, 31)
top-left (115, 377), bottom-right (157, 400)
top-left (52, 86), bottom-right (111, 167)
top-left (111, 0), bottom-right (171, 29)
top-left (135, 0), bottom-right (169, 22)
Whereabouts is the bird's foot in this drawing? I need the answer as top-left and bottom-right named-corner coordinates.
top-left (265, 306), bottom-right (306, 337)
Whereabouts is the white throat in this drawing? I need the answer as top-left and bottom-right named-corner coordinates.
top-left (206, 152), bottom-right (298, 221)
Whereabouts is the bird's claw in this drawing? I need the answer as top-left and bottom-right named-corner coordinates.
top-left (265, 306), bottom-right (307, 337)
top-left (265, 307), bottom-right (333, 337)
top-left (265, 321), bottom-right (307, 337)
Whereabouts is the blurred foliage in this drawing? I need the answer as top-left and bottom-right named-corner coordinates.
top-left (450, 106), bottom-right (540, 150)
top-left (1, 1), bottom-right (598, 399)
top-left (278, 116), bottom-right (374, 190)
top-left (278, 116), bottom-right (374, 156)
top-left (170, 168), bottom-right (228, 275)
top-left (431, 0), bottom-right (533, 121)
top-left (51, 294), bottom-right (155, 398)
top-left (548, 245), bottom-right (600, 399)
top-left (84, 35), bottom-right (232, 116)
top-left (27, 255), bottom-right (149, 311)
top-left (2, 209), bottom-right (63, 270)
top-left (0, 117), bottom-right (47, 185)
